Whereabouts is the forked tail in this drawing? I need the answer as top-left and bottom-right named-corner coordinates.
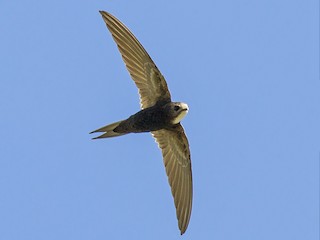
top-left (90, 120), bottom-right (127, 139)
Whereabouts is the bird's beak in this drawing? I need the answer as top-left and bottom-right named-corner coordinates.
top-left (181, 103), bottom-right (189, 112)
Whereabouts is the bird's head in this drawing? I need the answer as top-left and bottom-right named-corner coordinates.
top-left (165, 102), bottom-right (189, 125)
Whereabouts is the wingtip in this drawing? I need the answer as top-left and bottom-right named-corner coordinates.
top-left (99, 10), bottom-right (106, 18)
top-left (99, 10), bottom-right (108, 17)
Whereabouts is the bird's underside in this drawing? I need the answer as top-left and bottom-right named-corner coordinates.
top-left (91, 11), bottom-right (193, 235)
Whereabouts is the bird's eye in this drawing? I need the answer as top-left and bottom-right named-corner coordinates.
top-left (174, 106), bottom-right (180, 111)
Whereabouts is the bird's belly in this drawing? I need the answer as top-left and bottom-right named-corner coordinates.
top-left (115, 109), bottom-right (167, 133)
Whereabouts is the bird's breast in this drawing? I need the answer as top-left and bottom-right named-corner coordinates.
top-left (115, 107), bottom-right (169, 133)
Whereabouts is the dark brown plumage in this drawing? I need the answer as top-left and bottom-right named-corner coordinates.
top-left (91, 11), bottom-right (192, 235)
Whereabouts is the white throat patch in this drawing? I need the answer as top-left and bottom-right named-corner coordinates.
top-left (172, 110), bottom-right (188, 124)
top-left (171, 103), bottom-right (189, 124)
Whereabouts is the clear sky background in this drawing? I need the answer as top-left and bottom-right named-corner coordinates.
top-left (0, 1), bottom-right (319, 239)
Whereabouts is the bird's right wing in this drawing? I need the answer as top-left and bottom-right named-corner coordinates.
top-left (100, 11), bottom-right (171, 109)
top-left (152, 124), bottom-right (193, 234)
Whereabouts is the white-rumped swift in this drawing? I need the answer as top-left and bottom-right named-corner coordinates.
top-left (90, 11), bottom-right (192, 235)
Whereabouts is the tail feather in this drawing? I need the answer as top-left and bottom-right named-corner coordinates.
top-left (90, 120), bottom-right (127, 139)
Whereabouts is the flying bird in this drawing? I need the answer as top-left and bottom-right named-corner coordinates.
top-left (91, 11), bottom-right (192, 235)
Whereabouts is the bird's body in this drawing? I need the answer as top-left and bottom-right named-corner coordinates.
top-left (92, 101), bottom-right (189, 137)
top-left (91, 11), bottom-right (193, 235)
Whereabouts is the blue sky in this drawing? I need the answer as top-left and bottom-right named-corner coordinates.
top-left (0, 1), bottom-right (319, 239)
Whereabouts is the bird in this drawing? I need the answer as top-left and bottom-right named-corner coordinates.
top-left (90, 11), bottom-right (192, 235)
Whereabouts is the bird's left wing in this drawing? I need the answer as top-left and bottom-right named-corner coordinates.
top-left (100, 11), bottom-right (171, 109)
top-left (152, 124), bottom-right (193, 235)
